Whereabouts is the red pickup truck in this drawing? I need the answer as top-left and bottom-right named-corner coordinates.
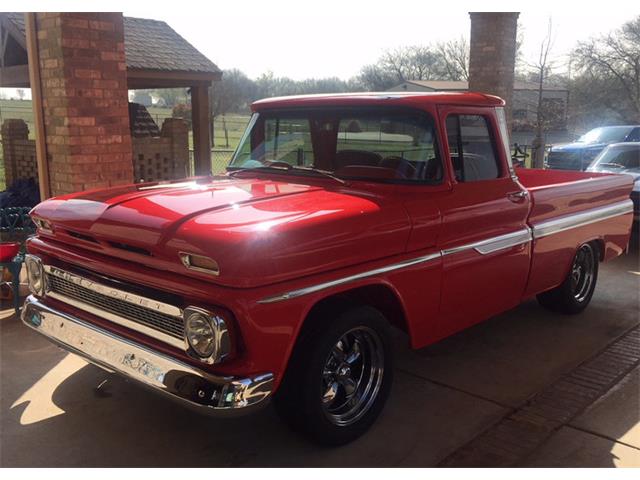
top-left (22, 92), bottom-right (634, 445)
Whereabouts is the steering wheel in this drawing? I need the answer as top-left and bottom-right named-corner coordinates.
top-left (380, 156), bottom-right (418, 179)
top-left (263, 160), bottom-right (293, 170)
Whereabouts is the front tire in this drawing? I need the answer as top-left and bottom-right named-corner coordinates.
top-left (274, 305), bottom-right (393, 446)
top-left (537, 242), bottom-right (599, 314)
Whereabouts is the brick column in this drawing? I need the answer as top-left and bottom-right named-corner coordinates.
top-left (1, 119), bottom-right (36, 186)
top-left (468, 12), bottom-right (519, 128)
top-left (34, 12), bottom-right (133, 195)
top-left (162, 118), bottom-right (189, 177)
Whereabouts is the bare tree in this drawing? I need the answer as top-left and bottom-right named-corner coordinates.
top-left (357, 43), bottom-right (471, 90)
top-left (357, 64), bottom-right (398, 91)
top-left (435, 37), bottom-right (469, 81)
top-left (378, 46), bottom-right (443, 82)
top-left (573, 16), bottom-right (640, 121)
top-left (530, 18), bottom-right (555, 169)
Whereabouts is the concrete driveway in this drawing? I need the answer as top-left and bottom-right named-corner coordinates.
top-left (1, 246), bottom-right (638, 467)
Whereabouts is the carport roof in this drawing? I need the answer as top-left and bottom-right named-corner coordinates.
top-left (0, 12), bottom-right (222, 88)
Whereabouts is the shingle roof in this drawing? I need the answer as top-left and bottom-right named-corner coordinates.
top-left (123, 16), bottom-right (220, 74)
top-left (1, 13), bottom-right (221, 75)
top-left (4, 12), bottom-right (25, 37)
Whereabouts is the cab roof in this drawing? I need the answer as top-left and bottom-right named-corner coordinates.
top-left (252, 91), bottom-right (505, 111)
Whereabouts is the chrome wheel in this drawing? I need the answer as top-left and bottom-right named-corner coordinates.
top-left (321, 326), bottom-right (384, 427)
top-left (571, 244), bottom-right (595, 302)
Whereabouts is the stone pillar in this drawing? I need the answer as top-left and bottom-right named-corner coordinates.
top-left (468, 12), bottom-right (519, 127)
top-left (33, 12), bottom-right (133, 195)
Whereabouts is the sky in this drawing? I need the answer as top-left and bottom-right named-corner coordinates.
top-left (2, 0), bottom-right (638, 93)
top-left (120, 1), bottom-right (635, 80)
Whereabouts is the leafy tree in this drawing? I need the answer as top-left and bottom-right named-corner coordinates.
top-left (152, 88), bottom-right (188, 107)
top-left (213, 69), bottom-right (257, 116)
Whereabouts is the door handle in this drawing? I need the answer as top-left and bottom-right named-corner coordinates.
top-left (507, 190), bottom-right (529, 202)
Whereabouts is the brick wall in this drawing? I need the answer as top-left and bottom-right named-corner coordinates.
top-left (2, 116), bottom-right (189, 188)
top-left (132, 118), bottom-right (189, 182)
top-left (1, 119), bottom-right (38, 186)
top-left (35, 12), bottom-right (133, 195)
top-left (469, 12), bottom-right (519, 126)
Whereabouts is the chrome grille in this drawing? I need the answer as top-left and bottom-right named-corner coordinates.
top-left (45, 268), bottom-right (184, 342)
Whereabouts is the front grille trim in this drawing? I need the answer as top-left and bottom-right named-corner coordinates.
top-left (44, 265), bottom-right (186, 350)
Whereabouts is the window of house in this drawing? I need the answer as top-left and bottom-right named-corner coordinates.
top-left (445, 114), bottom-right (501, 182)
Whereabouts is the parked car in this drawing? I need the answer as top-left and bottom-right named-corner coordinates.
top-left (546, 125), bottom-right (640, 171)
top-left (587, 142), bottom-right (640, 222)
top-left (21, 92), bottom-right (635, 445)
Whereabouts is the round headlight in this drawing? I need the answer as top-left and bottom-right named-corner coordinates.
top-left (25, 254), bottom-right (45, 296)
top-left (185, 310), bottom-right (217, 358)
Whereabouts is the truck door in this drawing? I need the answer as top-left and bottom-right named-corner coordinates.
top-left (435, 106), bottom-right (532, 338)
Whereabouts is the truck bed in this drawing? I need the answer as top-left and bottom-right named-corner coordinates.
top-left (517, 168), bottom-right (634, 224)
top-left (516, 168), bottom-right (634, 297)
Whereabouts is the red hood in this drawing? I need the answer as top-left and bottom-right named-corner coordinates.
top-left (32, 177), bottom-right (411, 288)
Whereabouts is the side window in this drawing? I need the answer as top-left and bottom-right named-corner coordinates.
top-left (610, 149), bottom-right (640, 169)
top-left (627, 128), bottom-right (640, 142)
top-left (445, 114), bottom-right (500, 182)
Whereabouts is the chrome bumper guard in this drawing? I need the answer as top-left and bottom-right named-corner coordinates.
top-left (21, 296), bottom-right (274, 416)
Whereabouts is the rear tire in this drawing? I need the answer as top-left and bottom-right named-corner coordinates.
top-left (537, 242), bottom-right (599, 314)
top-left (274, 305), bottom-right (393, 446)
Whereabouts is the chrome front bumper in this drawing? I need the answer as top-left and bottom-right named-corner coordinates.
top-left (21, 296), bottom-right (274, 416)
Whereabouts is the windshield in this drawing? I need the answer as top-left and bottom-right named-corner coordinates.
top-left (577, 126), bottom-right (632, 144)
top-left (228, 109), bottom-right (443, 183)
top-left (590, 145), bottom-right (640, 171)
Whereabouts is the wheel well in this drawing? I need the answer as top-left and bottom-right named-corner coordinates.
top-left (592, 238), bottom-right (605, 261)
top-left (303, 284), bottom-right (409, 336)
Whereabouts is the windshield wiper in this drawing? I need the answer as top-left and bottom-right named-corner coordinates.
top-left (598, 162), bottom-right (626, 169)
top-left (290, 166), bottom-right (349, 185)
top-left (227, 163), bottom-right (348, 185)
top-left (226, 163), bottom-right (292, 177)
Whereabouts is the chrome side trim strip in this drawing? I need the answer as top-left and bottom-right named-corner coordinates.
top-left (532, 200), bottom-right (634, 239)
top-left (257, 200), bottom-right (632, 305)
top-left (258, 228), bottom-right (533, 304)
top-left (441, 228), bottom-right (532, 256)
top-left (257, 251), bottom-right (441, 304)
top-left (44, 265), bottom-right (183, 317)
top-left (21, 296), bottom-right (274, 416)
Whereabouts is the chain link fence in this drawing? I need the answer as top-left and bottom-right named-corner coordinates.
top-left (212, 149), bottom-right (235, 174)
top-left (187, 148), bottom-right (235, 176)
